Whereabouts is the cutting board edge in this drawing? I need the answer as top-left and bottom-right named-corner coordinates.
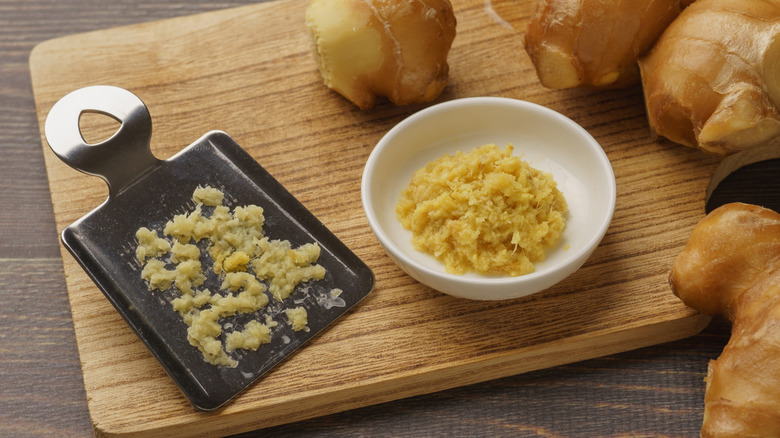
top-left (88, 311), bottom-right (712, 437)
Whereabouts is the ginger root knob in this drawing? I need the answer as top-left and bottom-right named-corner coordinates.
top-left (669, 203), bottom-right (780, 436)
top-left (639, 0), bottom-right (780, 155)
top-left (305, 0), bottom-right (457, 109)
top-left (523, 0), bottom-right (690, 89)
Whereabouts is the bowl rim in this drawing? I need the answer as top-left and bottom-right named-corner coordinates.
top-left (361, 96), bottom-right (616, 289)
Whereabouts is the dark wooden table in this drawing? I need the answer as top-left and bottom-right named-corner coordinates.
top-left (2, 1), bottom-right (778, 436)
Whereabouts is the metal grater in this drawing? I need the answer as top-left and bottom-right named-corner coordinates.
top-left (44, 85), bottom-right (374, 411)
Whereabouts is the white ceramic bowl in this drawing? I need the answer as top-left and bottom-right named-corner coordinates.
top-left (361, 97), bottom-right (616, 300)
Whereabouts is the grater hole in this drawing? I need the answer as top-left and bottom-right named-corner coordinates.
top-left (79, 110), bottom-right (121, 145)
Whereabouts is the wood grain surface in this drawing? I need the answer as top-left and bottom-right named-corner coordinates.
top-left (3, 0), bottom-right (780, 437)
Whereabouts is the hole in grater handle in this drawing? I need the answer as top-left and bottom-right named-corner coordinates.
top-left (44, 85), bottom-right (161, 196)
top-left (78, 111), bottom-right (122, 146)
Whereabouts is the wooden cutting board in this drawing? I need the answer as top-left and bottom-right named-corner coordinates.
top-left (30, 0), bottom-right (721, 436)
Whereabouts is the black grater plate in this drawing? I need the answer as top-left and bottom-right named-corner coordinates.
top-left (46, 86), bottom-right (375, 411)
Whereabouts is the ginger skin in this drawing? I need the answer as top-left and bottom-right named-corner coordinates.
top-left (525, 0), bottom-right (780, 156)
top-left (669, 202), bottom-right (780, 437)
top-left (305, 0), bottom-right (456, 109)
top-left (523, 0), bottom-right (691, 89)
top-left (638, 0), bottom-right (780, 155)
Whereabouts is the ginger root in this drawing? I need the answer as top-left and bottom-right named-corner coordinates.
top-left (669, 202), bottom-right (780, 437)
top-left (305, 0), bottom-right (456, 109)
top-left (638, 0), bottom-right (780, 155)
top-left (523, 0), bottom-right (691, 89)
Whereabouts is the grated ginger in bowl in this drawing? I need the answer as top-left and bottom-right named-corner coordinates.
top-left (396, 143), bottom-right (567, 276)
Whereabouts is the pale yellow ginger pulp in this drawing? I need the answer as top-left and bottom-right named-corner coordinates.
top-left (170, 241), bottom-right (200, 262)
top-left (396, 144), bottom-right (567, 276)
top-left (135, 227), bottom-right (171, 262)
top-left (141, 258), bottom-right (205, 295)
top-left (223, 250), bottom-right (251, 272)
top-left (192, 185), bottom-right (224, 206)
top-left (225, 320), bottom-right (273, 352)
top-left (135, 186), bottom-right (328, 367)
top-left (251, 239), bottom-right (326, 301)
top-left (285, 307), bottom-right (308, 332)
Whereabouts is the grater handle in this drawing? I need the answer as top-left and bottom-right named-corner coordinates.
top-left (44, 85), bottom-right (161, 196)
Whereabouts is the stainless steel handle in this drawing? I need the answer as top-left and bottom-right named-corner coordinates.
top-left (44, 85), bottom-right (161, 196)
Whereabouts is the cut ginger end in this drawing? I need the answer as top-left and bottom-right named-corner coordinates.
top-left (638, 0), bottom-right (780, 155)
top-left (304, 0), bottom-right (456, 110)
top-left (523, 0), bottom-right (689, 90)
top-left (669, 203), bottom-right (780, 436)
